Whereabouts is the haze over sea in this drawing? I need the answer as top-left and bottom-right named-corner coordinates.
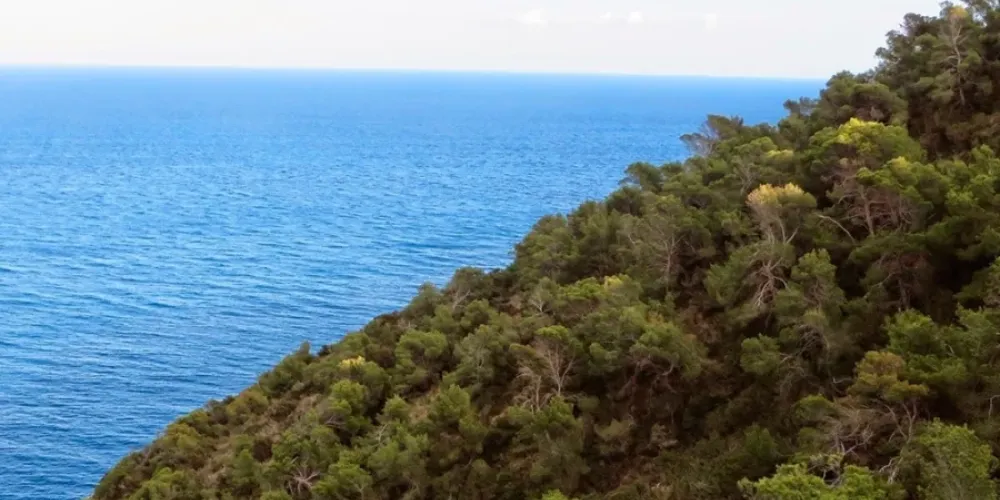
top-left (0, 68), bottom-right (819, 498)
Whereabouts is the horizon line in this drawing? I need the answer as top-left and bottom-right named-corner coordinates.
top-left (0, 62), bottom-right (829, 82)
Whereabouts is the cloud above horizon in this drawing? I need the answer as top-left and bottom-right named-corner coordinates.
top-left (626, 12), bottom-right (644, 24)
top-left (704, 13), bottom-right (719, 31)
top-left (517, 9), bottom-right (548, 26)
top-left (521, 9), bottom-right (645, 26)
top-left (0, 0), bottom-right (946, 78)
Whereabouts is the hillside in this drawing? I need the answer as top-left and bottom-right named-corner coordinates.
top-left (93, 3), bottom-right (1000, 499)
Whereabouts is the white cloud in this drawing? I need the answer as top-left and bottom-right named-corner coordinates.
top-left (596, 11), bottom-right (643, 25)
top-left (518, 9), bottom-right (547, 26)
top-left (704, 13), bottom-right (718, 31)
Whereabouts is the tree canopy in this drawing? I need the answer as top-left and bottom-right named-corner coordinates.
top-left (93, 2), bottom-right (1000, 499)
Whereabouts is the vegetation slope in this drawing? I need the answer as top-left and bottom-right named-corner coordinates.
top-left (94, 2), bottom-right (1000, 499)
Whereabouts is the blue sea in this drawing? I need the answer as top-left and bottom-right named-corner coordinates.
top-left (0, 68), bottom-right (820, 498)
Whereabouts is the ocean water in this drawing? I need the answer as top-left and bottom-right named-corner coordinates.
top-left (0, 68), bottom-right (820, 498)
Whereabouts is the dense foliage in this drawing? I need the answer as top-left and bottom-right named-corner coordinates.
top-left (94, 2), bottom-right (1000, 499)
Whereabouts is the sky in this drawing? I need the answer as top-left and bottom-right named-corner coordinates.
top-left (0, 0), bottom-right (946, 78)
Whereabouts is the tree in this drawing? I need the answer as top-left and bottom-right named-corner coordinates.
top-left (512, 326), bottom-right (581, 411)
top-left (705, 183), bottom-right (816, 326)
top-left (125, 468), bottom-right (204, 500)
top-left (312, 455), bottom-right (375, 500)
top-left (622, 193), bottom-right (713, 290)
top-left (739, 461), bottom-right (901, 500)
top-left (899, 420), bottom-right (998, 500)
top-left (393, 329), bottom-right (450, 393)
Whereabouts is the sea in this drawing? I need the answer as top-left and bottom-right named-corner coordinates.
top-left (0, 68), bottom-right (821, 498)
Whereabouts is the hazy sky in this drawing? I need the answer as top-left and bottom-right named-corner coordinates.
top-left (0, 0), bottom-right (945, 78)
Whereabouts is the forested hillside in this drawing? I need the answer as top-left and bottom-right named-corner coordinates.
top-left (93, 2), bottom-right (1000, 498)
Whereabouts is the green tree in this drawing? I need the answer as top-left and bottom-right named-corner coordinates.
top-left (899, 420), bottom-right (998, 500)
top-left (739, 461), bottom-right (901, 500)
